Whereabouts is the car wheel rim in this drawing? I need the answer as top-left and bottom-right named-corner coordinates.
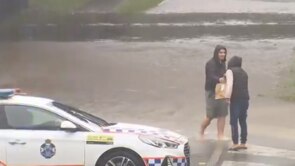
top-left (106, 156), bottom-right (136, 166)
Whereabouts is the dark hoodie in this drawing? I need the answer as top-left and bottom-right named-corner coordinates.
top-left (205, 45), bottom-right (227, 91)
top-left (228, 56), bottom-right (242, 69)
top-left (228, 56), bottom-right (249, 100)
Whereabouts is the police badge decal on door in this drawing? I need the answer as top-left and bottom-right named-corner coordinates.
top-left (40, 139), bottom-right (56, 159)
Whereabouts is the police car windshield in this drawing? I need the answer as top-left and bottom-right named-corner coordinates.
top-left (52, 101), bottom-right (110, 127)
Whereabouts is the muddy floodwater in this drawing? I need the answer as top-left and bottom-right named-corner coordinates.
top-left (1, 13), bottom-right (295, 41)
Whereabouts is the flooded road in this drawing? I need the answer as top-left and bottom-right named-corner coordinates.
top-left (1, 13), bottom-right (295, 41)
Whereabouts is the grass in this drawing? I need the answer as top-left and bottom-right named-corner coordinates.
top-left (29, 0), bottom-right (92, 13)
top-left (119, 0), bottom-right (164, 13)
top-left (277, 57), bottom-right (295, 101)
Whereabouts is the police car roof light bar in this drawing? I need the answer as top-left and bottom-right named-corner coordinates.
top-left (0, 89), bottom-right (16, 99)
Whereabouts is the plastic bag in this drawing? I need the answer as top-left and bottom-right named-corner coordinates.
top-left (215, 83), bottom-right (226, 99)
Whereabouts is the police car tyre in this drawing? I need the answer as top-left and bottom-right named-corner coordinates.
top-left (97, 150), bottom-right (145, 166)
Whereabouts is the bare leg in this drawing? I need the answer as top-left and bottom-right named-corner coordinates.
top-left (200, 117), bottom-right (211, 138)
top-left (217, 116), bottom-right (226, 139)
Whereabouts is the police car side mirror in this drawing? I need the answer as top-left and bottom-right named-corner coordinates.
top-left (60, 121), bottom-right (77, 132)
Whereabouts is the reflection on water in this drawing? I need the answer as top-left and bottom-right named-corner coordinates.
top-left (1, 13), bottom-right (295, 41)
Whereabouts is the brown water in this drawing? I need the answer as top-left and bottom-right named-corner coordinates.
top-left (1, 13), bottom-right (295, 41)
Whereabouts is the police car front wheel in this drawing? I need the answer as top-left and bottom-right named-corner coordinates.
top-left (97, 150), bottom-right (145, 166)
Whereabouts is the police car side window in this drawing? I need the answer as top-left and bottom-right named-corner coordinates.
top-left (4, 105), bottom-right (65, 130)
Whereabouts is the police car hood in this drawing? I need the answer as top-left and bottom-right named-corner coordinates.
top-left (102, 123), bottom-right (187, 143)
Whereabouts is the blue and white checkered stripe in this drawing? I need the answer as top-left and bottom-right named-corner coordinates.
top-left (145, 158), bottom-right (186, 166)
top-left (146, 158), bottom-right (163, 166)
top-left (173, 158), bottom-right (186, 166)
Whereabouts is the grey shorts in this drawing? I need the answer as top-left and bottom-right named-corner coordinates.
top-left (205, 91), bottom-right (228, 119)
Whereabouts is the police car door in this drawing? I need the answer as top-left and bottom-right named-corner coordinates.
top-left (3, 105), bottom-right (86, 166)
top-left (0, 105), bottom-right (7, 166)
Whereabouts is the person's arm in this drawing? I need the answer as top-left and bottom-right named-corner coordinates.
top-left (225, 69), bottom-right (233, 99)
top-left (206, 63), bottom-right (221, 84)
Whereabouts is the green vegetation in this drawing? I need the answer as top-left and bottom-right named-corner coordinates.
top-left (277, 56), bottom-right (295, 101)
top-left (119, 0), bottom-right (164, 13)
top-left (29, 0), bottom-right (92, 13)
top-left (28, 0), bottom-right (163, 14)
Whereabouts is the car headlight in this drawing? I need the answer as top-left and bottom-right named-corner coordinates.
top-left (139, 135), bottom-right (179, 149)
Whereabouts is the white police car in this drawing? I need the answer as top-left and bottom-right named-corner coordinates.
top-left (0, 89), bottom-right (190, 166)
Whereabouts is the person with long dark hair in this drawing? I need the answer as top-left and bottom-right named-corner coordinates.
top-left (200, 45), bottom-right (229, 139)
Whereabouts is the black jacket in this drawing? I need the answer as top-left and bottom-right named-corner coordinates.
top-left (228, 56), bottom-right (250, 100)
top-left (205, 45), bottom-right (227, 91)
